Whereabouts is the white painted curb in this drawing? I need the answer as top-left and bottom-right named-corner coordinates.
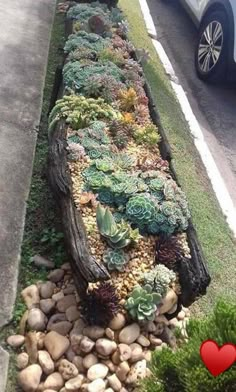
top-left (139, 0), bottom-right (236, 237)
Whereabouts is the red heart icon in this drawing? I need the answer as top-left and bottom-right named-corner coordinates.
top-left (200, 340), bottom-right (236, 376)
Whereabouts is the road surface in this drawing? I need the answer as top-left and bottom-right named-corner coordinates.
top-left (148, 0), bottom-right (236, 208)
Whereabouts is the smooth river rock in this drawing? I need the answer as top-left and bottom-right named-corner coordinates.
top-left (119, 324), bottom-right (140, 345)
top-left (18, 364), bottom-right (42, 392)
top-left (87, 363), bottom-right (109, 381)
top-left (44, 331), bottom-right (70, 361)
top-left (38, 350), bottom-right (54, 375)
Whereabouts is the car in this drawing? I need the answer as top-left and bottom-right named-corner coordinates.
top-left (179, 0), bottom-right (236, 81)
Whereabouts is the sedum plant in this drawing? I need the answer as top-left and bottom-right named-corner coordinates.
top-left (103, 248), bottom-right (129, 272)
top-left (118, 87), bottom-right (138, 111)
top-left (143, 264), bottom-right (176, 297)
top-left (134, 123), bottom-right (161, 147)
top-left (48, 95), bottom-right (120, 131)
top-left (83, 74), bottom-right (126, 103)
top-left (98, 47), bottom-right (125, 66)
top-left (96, 204), bottom-right (139, 249)
top-left (125, 284), bottom-right (162, 321)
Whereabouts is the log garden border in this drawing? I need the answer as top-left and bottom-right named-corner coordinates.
top-left (48, 4), bottom-right (211, 307)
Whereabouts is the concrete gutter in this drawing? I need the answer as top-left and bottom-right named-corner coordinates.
top-left (0, 0), bottom-right (56, 389)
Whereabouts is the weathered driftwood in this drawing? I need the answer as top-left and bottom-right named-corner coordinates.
top-left (145, 79), bottom-right (211, 306)
top-left (48, 119), bottom-right (110, 296)
top-left (48, 13), bottom-right (210, 304)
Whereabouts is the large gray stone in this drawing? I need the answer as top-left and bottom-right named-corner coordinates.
top-left (0, 347), bottom-right (9, 391)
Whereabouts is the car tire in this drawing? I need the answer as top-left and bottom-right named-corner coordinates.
top-left (195, 10), bottom-right (229, 82)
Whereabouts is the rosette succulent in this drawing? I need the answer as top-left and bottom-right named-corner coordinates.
top-left (125, 284), bottom-right (162, 321)
top-left (63, 61), bottom-right (125, 94)
top-left (64, 31), bottom-right (110, 54)
top-left (143, 265), bottom-right (176, 297)
top-left (95, 158), bottom-right (115, 173)
top-left (126, 194), bottom-right (157, 227)
top-left (103, 248), bottom-right (129, 272)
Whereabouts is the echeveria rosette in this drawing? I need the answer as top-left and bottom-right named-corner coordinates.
top-left (126, 194), bottom-right (157, 227)
top-left (103, 248), bottom-right (129, 272)
top-left (143, 265), bottom-right (176, 297)
top-left (125, 284), bottom-right (162, 321)
top-left (149, 178), bottom-right (165, 193)
top-left (98, 189), bottom-right (114, 205)
top-left (95, 158), bottom-right (115, 173)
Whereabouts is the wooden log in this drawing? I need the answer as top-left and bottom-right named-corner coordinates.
top-left (48, 120), bottom-right (110, 296)
top-left (143, 78), bottom-right (211, 306)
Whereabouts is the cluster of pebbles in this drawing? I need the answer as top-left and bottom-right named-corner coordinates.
top-left (7, 258), bottom-right (190, 392)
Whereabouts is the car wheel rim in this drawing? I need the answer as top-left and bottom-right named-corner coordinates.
top-left (198, 21), bottom-right (223, 73)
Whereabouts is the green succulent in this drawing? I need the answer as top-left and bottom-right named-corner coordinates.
top-left (103, 248), bottom-right (129, 272)
top-left (87, 149), bottom-right (103, 159)
top-left (113, 153), bottom-right (136, 171)
top-left (134, 123), bottom-right (161, 146)
top-left (96, 204), bottom-right (139, 249)
top-left (64, 31), bottom-right (110, 54)
top-left (113, 132), bottom-right (129, 149)
top-left (49, 96), bottom-right (119, 132)
top-left (143, 265), bottom-right (176, 297)
top-left (98, 189), bottom-right (114, 205)
top-left (125, 284), bottom-right (162, 321)
top-left (67, 3), bottom-right (109, 22)
top-left (149, 178), bottom-right (165, 192)
top-left (95, 158), bottom-right (115, 173)
top-left (63, 61), bottom-right (125, 94)
top-left (87, 172), bottom-right (112, 191)
top-left (126, 194), bottom-right (157, 227)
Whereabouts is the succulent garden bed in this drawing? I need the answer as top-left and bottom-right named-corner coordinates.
top-left (10, 1), bottom-right (212, 391)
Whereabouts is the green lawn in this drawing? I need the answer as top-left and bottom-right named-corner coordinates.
top-left (119, 0), bottom-right (236, 315)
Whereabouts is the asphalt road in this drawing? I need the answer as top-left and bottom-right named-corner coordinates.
top-left (147, 0), bottom-right (236, 208)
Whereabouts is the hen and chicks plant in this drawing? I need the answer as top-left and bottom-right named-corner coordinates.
top-left (64, 31), bottom-right (110, 54)
top-left (103, 248), bottom-right (129, 272)
top-left (126, 177), bottom-right (190, 235)
top-left (143, 264), bottom-right (176, 297)
top-left (63, 61), bottom-right (125, 93)
top-left (125, 284), bottom-right (162, 321)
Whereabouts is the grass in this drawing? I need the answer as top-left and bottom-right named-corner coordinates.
top-left (0, 6), bottom-right (65, 391)
top-left (119, 0), bottom-right (236, 315)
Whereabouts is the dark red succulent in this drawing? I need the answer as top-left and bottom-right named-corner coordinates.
top-left (156, 235), bottom-right (184, 271)
top-left (81, 282), bottom-right (121, 327)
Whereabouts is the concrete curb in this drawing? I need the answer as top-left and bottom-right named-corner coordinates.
top-left (0, 0), bottom-right (57, 390)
